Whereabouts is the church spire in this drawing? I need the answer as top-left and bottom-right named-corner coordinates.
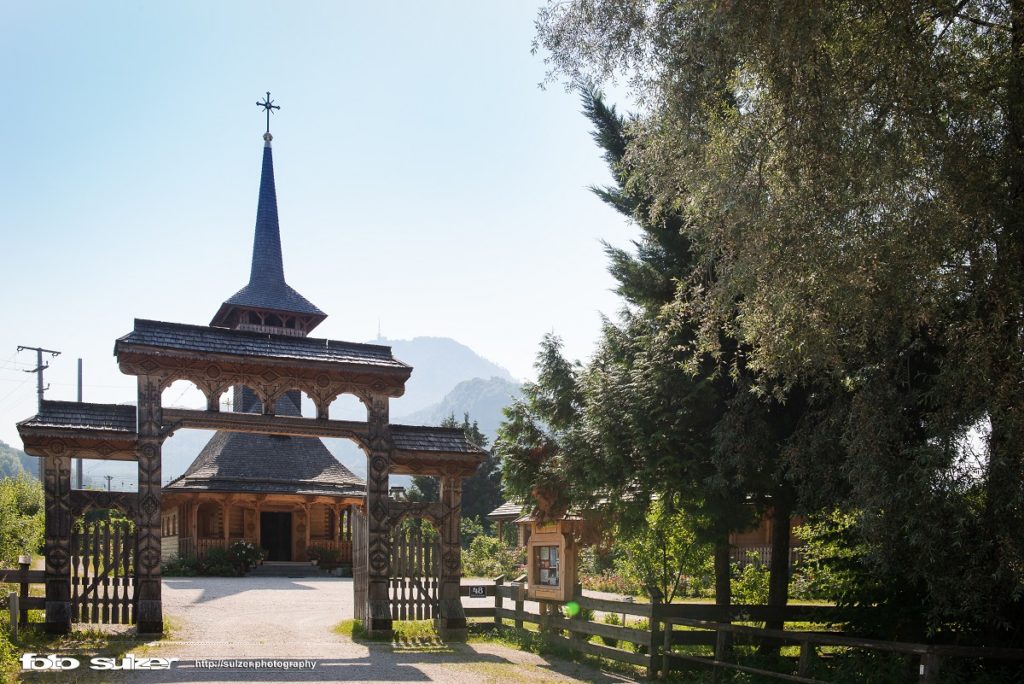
top-left (249, 135), bottom-right (285, 284)
top-left (209, 94), bottom-right (326, 335)
top-left (251, 92), bottom-right (284, 284)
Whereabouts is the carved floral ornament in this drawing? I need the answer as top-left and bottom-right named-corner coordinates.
top-left (20, 434), bottom-right (137, 461)
top-left (118, 353), bottom-right (405, 418)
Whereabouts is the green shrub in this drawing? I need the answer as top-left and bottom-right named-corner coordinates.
top-left (732, 557), bottom-right (771, 605)
top-left (0, 473), bottom-right (43, 565)
top-left (613, 500), bottom-right (713, 603)
top-left (229, 540), bottom-right (264, 573)
top-left (793, 511), bottom-right (862, 602)
top-left (462, 535), bottom-right (522, 578)
top-left (1, 601), bottom-right (18, 683)
top-left (600, 612), bottom-right (621, 648)
top-left (162, 554), bottom-right (200, 576)
top-left (460, 516), bottom-right (485, 549)
top-left (199, 548), bottom-right (237, 576)
top-left (578, 545), bottom-right (617, 575)
top-left (306, 544), bottom-right (341, 570)
top-left (630, 618), bottom-right (650, 654)
top-left (574, 606), bottom-right (594, 621)
top-left (163, 544), bottom-right (262, 577)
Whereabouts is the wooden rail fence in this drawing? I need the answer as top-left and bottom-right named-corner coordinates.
top-left (1, 563), bottom-right (45, 637)
top-left (459, 577), bottom-right (1024, 682)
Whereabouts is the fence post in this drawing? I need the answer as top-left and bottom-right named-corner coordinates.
top-left (661, 618), bottom-right (673, 680)
top-left (568, 583), bottom-right (584, 647)
top-left (920, 650), bottom-right (942, 684)
top-left (713, 627), bottom-right (730, 684)
top-left (7, 593), bottom-right (17, 641)
top-left (18, 557), bottom-right (30, 627)
top-left (514, 583), bottom-right (525, 631)
top-left (647, 588), bottom-right (663, 679)
top-left (494, 574), bottom-right (504, 627)
top-left (798, 639), bottom-right (815, 677)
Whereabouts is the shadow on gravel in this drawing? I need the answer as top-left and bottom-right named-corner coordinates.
top-left (163, 577), bottom-right (344, 603)
top-left (126, 646), bottom-right (632, 683)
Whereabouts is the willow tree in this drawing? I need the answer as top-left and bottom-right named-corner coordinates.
top-left (535, 0), bottom-right (1024, 640)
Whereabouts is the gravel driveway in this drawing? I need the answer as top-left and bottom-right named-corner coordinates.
top-left (116, 577), bottom-right (636, 683)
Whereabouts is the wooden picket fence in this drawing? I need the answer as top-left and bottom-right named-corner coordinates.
top-left (389, 525), bottom-right (439, 620)
top-left (70, 520), bottom-right (134, 624)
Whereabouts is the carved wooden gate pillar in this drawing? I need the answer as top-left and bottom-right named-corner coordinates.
top-left (438, 473), bottom-right (467, 637)
top-left (135, 375), bottom-right (164, 634)
top-left (365, 393), bottom-right (393, 636)
top-left (43, 451), bottom-right (72, 634)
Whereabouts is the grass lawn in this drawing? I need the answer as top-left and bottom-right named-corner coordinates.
top-left (1, 604), bottom-right (175, 684)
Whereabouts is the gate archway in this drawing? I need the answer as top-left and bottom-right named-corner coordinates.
top-left (15, 119), bottom-right (485, 638)
top-left (18, 320), bottom-right (485, 637)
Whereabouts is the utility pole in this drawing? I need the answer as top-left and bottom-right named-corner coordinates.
top-left (17, 345), bottom-right (61, 480)
top-left (17, 345), bottom-right (61, 407)
top-left (76, 359), bottom-right (83, 489)
top-left (104, 475), bottom-right (113, 492)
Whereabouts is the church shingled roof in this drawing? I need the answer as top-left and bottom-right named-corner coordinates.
top-left (165, 431), bottom-right (365, 497)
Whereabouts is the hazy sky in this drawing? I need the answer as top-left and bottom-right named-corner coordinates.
top-left (0, 2), bottom-right (635, 448)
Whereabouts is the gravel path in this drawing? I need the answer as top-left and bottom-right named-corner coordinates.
top-left (114, 577), bottom-right (637, 683)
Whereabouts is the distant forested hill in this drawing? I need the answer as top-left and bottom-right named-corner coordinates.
top-left (377, 337), bottom-right (514, 417)
top-left (0, 440), bottom-right (37, 479)
top-left (398, 377), bottom-right (522, 440)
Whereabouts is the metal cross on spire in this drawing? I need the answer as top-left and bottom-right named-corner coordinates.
top-left (256, 91), bottom-right (280, 134)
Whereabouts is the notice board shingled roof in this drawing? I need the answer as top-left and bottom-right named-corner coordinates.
top-left (390, 425), bottom-right (486, 454)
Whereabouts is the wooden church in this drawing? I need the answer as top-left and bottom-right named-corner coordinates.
top-left (159, 127), bottom-right (365, 565)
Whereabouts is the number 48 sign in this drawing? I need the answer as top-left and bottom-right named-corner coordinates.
top-left (468, 586), bottom-right (486, 598)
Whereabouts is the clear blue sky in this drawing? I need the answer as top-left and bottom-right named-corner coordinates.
top-left (0, 1), bottom-right (634, 449)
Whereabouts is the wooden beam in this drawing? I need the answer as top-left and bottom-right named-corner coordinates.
top-left (162, 408), bottom-right (369, 442)
top-left (70, 490), bottom-right (138, 518)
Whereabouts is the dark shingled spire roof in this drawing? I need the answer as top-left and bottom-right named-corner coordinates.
top-left (166, 389), bottom-right (366, 496)
top-left (210, 138), bottom-right (326, 328)
top-left (164, 432), bottom-right (365, 497)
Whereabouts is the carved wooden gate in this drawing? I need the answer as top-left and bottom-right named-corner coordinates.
top-left (389, 524), bottom-right (439, 620)
top-left (70, 520), bottom-right (135, 624)
top-left (352, 506), bottom-right (368, 622)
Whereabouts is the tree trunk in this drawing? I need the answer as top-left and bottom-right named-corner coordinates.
top-left (760, 498), bottom-right (793, 655)
top-left (714, 534), bottom-right (731, 608)
top-left (713, 531), bottom-right (733, 656)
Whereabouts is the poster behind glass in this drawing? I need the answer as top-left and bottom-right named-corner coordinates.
top-left (535, 545), bottom-right (560, 587)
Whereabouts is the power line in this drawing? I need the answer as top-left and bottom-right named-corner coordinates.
top-left (0, 375), bottom-right (33, 408)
